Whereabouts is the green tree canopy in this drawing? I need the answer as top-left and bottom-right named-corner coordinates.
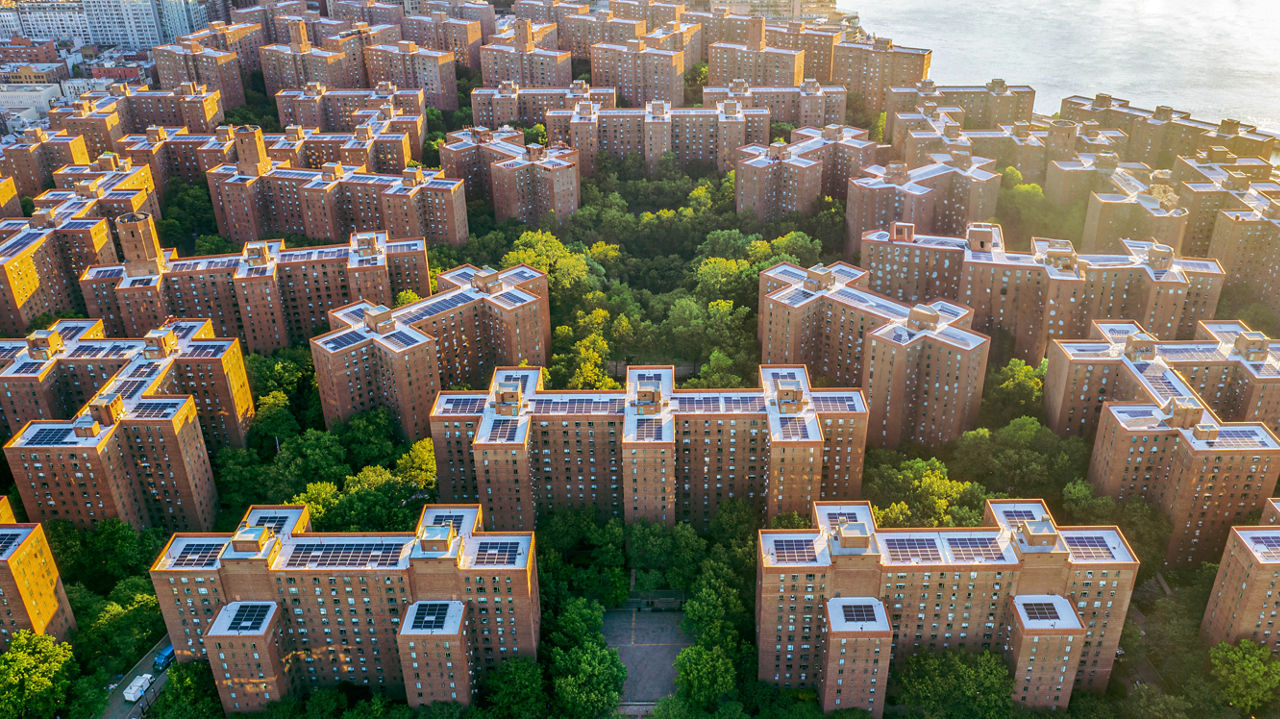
top-left (896, 650), bottom-right (1014, 719)
top-left (0, 631), bottom-right (76, 719)
top-left (1209, 639), bottom-right (1280, 713)
top-left (675, 644), bottom-right (736, 709)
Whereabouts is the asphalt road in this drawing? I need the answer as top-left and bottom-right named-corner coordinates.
top-left (99, 636), bottom-right (172, 719)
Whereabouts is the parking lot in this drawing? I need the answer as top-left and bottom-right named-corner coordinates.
top-left (603, 610), bottom-right (692, 704)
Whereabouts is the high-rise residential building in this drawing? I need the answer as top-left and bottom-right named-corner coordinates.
top-left (0, 36), bottom-right (59, 65)
top-left (708, 17), bottom-right (803, 88)
top-left (315, 23), bottom-right (402, 90)
top-left (402, 12), bottom-right (483, 68)
top-left (479, 20), bottom-right (571, 88)
top-left (558, 11), bottom-right (643, 59)
top-left (844, 153), bottom-right (1001, 257)
top-left (886, 78), bottom-right (1034, 138)
top-left (470, 79), bottom-right (615, 128)
top-left (758, 499), bottom-right (1136, 716)
top-left (13, 0), bottom-right (91, 43)
top-left (441, 126), bottom-right (578, 222)
top-left (643, 21), bottom-right (703, 67)
top-left (485, 20), bottom-right (559, 51)
top-left (759, 261), bottom-right (988, 448)
top-left (260, 19), bottom-right (351, 98)
top-left (703, 79), bottom-right (847, 129)
top-left (330, 0), bottom-right (403, 26)
top-left (81, 0), bottom-right (161, 50)
top-left (154, 41), bottom-right (246, 108)
top-left (364, 41), bottom-right (458, 111)
top-left (0, 127), bottom-right (91, 198)
top-left (276, 82), bottom-right (426, 141)
top-left (431, 364), bottom-right (868, 530)
top-left (736, 124), bottom-right (874, 220)
top-left (149, 503), bottom-right (539, 712)
top-left (545, 99), bottom-right (768, 174)
top-left (1059, 93), bottom-right (1276, 168)
top-left (589, 39), bottom-right (683, 108)
top-left (830, 36), bottom-right (930, 114)
top-left (82, 223), bottom-right (432, 353)
top-left (0, 495), bottom-right (76, 652)
top-left (862, 222), bottom-right (1225, 360)
top-left (419, 0), bottom-right (495, 41)
top-left (1, 316), bottom-right (254, 531)
top-left (179, 20), bottom-right (266, 74)
top-left (1045, 321), bottom-right (1280, 564)
top-left (231, 0), bottom-right (306, 43)
top-left (313, 264), bottom-right (549, 440)
top-left (1046, 151), bottom-right (1189, 254)
top-left (205, 126), bottom-right (467, 246)
top-left (48, 83), bottom-right (225, 156)
top-left (511, 0), bottom-right (586, 26)
top-left (1201, 500), bottom-right (1280, 651)
top-left (609, 0), bottom-right (684, 30)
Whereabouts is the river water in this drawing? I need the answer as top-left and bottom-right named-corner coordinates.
top-left (845, 0), bottom-right (1280, 133)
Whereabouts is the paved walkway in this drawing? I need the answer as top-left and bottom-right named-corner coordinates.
top-left (99, 636), bottom-right (171, 719)
top-left (603, 610), bottom-right (691, 704)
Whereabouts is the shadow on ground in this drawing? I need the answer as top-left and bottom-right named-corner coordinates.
top-left (603, 609), bottom-right (692, 703)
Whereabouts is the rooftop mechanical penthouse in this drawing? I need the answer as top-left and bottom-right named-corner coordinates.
top-left (759, 499), bottom-right (1136, 717)
top-left (431, 364), bottom-right (868, 531)
top-left (312, 263), bottom-right (549, 441)
top-left (1, 318), bottom-right (255, 532)
top-left (1046, 320), bottom-right (1280, 563)
top-left (150, 503), bottom-right (539, 713)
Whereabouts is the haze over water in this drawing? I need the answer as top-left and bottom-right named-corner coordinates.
top-left (845, 0), bottom-right (1280, 133)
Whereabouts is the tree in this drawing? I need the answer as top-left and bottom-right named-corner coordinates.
top-left (549, 642), bottom-right (627, 719)
top-left (978, 358), bottom-right (1047, 427)
top-left (333, 409), bottom-right (404, 469)
top-left (1209, 639), bottom-right (1280, 713)
top-left (0, 631), bottom-right (76, 719)
top-left (862, 456), bottom-right (989, 528)
top-left (683, 62), bottom-right (708, 105)
top-left (394, 437), bottom-right (438, 496)
top-left (248, 390), bottom-right (301, 458)
top-left (546, 597), bottom-right (606, 651)
top-left (675, 644), bottom-right (735, 709)
top-left (148, 662), bottom-right (223, 719)
top-left (291, 481), bottom-right (341, 525)
top-left (896, 650), bottom-right (1014, 719)
top-left (395, 289), bottom-right (422, 306)
top-left (193, 234), bottom-right (235, 256)
top-left (320, 466), bottom-right (421, 531)
top-left (523, 124), bottom-right (547, 146)
top-left (481, 657), bottom-right (546, 719)
top-left (1121, 684), bottom-right (1192, 719)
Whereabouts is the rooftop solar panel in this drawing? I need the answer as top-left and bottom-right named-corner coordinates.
top-left (0, 532), bottom-right (22, 556)
top-left (1252, 535), bottom-right (1280, 561)
top-left (1021, 602), bottom-right (1061, 622)
top-left (252, 514), bottom-right (289, 534)
top-left (440, 396), bottom-right (485, 414)
top-left (778, 416), bottom-right (809, 440)
top-left (26, 427), bottom-right (76, 445)
top-left (324, 331), bottom-right (364, 351)
top-left (883, 536), bottom-right (942, 563)
top-left (722, 396), bottom-right (765, 413)
top-left (1064, 535), bottom-right (1116, 560)
top-left (842, 604), bottom-right (877, 623)
top-left (431, 514), bottom-right (464, 531)
top-left (132, 401), bottom-right (177, 419)
top-left (773, 538), bottom-right (816, 563)
top-left (634, 417), bottom-right (664, 440)
top-left (473, 541), bottom-right (519, 566)
top-left (173, 542), bottom-right (224, 568)
top-left (825, 512), bottom-right (861, 531)
top-left (383, 331), bottom-right (418, 349)
top-left (227, 603), bottom-right (271, 632)
top-left (1001, 509), bottom-right (1038, 521)
top-left (487, 418), bottom-right (519, 442)
top-left (947, 536), bottom-right (1004, 562)
top-left (409, 602), bottom-right (451, 630)
top-left (283, 542), bottom-right (405, 568)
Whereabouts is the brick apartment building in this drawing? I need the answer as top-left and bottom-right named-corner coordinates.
top-left (1045, 321), bottom-right (1280, 563)
top-left (82, 221), bottom-right (432, 353)
top-left (708, 18), bottom-right (803, 88)
top-left (276, 82), bottom-right (426, 141)
top-left (545, 99), bottom-right (768, 174)
top-left (441, 126), bottom-right (579, 222)
top-left (589, 39), bottom-right (683, 107)
top-left (150, 503), bottom-right (539, 712)
top-left (704, 79), bottom-right (847, 129)
top-left (886, 78), bottom-right (1034, 138)
top-left (644, 21), bottom-right (703, 67)
top-left (1046, 151), bottom-right (1189, 254)
top-left (49, 84), bottom-right (225, 157)
top-left (861, 222), bottom-right (1224, 360)
top-left (488, 18), bottom-right (558, 50)
top-left (421, 0), bottom-right (496, 41)
top-left (0, 496), bottom-right (76, 652)
top-left (431, 364), bottom-right (868, 531)
top-left (364, 41), bottom-right (458, 111)
top-left (511, 0), bottom-right (588, 25)
top-left (829, 36), bottom-right (931, 115)
top-left (759, 262), bottom-right (988, 448)
top-left (206, 126), bottom-right (467, 246)
top-left (1201, 499), bottom-right (1280, 650)
top-left (0, 127), bottom-right (90, 198)
top-left (331, 0), bottom-right (405, 26)
top-left (403, 12), bottom-right (483, 68)
top-left (758, 499), bottom-right (1136, 716)
top-left (470, 80), bottom-right (615, 128)
top-left (154, 41), bottom-right (247, 109)
top-left (313, 263), bottom-right (549, 440)
top-left (1059, 93), bottom-right (1276, 168)
top-left (232, 0), bottom-right (307, 43)
top-left (735, 124), bottom-right (875, 221)
top-left (0, 36), bottom-right (59, 65)
top-left (318, 24), bottom-right (405, 90)
top-left (480, 20), bottom-right (571, 88)
top-left (1, 317), bottom-right (255, 531)
top-left (845, 153), bottom-right (1001, 257)
top-left (180, 21), bottom-right (266, 75)
top-left (559, 12), bottom-right (643, 59)
top-left (260, 20), bottom-right (351, 99)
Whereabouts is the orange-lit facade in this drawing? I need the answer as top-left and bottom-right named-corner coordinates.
top-left (0, 496), bottom-right (76, 652)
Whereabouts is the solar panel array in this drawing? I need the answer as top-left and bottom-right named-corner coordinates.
top-left (185, 344), bottom-right (225, 358)
top-left (883, 537), bottom-right (942, 563)
top-left (431, 514), bottom-right (464, 531)
top-left (530, 397), bottom-right (626, 415)
top-left (228, 604), bottom-right (271, 632)
top-left (410, 602), bottom-right (451, 630)
top-left (634, 417), bottom-right (664, 440)
top-left (324, 331), bottom-right (364, 351)
top-left (173, 542), bottom-right (225, 568)
top-left (473, 541), bottom-right (519, 565)
top-left (811, 394), bottom-right (862, 413)
top-left (1252, 535), bottom-right (1280, 561)
top-left (722, 396), bottom-right (766, 413)
top-left (399, 292), bottom-right (472, 323)
top-left (1064, 535), bottom-right (1116, 560)
top-left (252, 514), bottom-right (290, 534)
top-left (635, 372), bottom-right (664, 383)
top-left (825, 512), bottom-right (861, 531)
top-left (947, 536), bottom-right (1004, 562)
top-left (0, 531), bottom-right (22, 556)
top-left (487, 418), bottom-right (519, 442)
top-left (1021, 602), bottom-right (1061, 622)
top-left (778, 416), bottom-right (810, 440)
top-left (1001, 509), bottom-right (1038, 522)
top-left (26, 427), bottom-right (76, 445)
top-left (383, 331), bottom-right (419, 350)
top-left (773, 538), bottom-right (816, 563)
top-left (283, 542), bottom-right (405, 568)
top-left (842, 604), bottom-right (877, 623)
top-left (114, 379), bottom-right (149, 399)
top-left (132, 401), bottom-right (178, 419)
